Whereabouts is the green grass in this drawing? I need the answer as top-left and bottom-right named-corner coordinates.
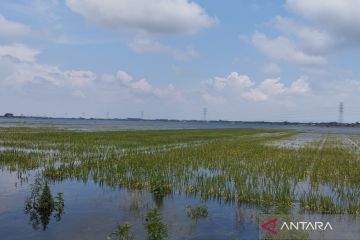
top-left (111, 223), bottom-right (134, 240)
top-left (186, 204), bottom-right (208, 220)
top-left (0, 127), bottom-right (359, 215)
top-left (145, 208), bottom-right (167, 240)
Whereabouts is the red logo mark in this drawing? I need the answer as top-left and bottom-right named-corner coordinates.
top-left (260, 218), bottom-right (278, 235)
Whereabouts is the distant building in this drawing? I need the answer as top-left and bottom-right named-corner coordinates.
top-left (4, 113), bottom-right (14, 117)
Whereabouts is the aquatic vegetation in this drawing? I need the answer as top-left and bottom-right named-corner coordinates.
top-left (186, 204), bottom-right (208, 220)
top-left (150, 180), bottom-right (172, 207)
top-left (111, 223), bottom-right (134, 240)
top-left (54, 192), bottom-right (65, 221)
top-left (0, 127), bottom-right (359, 218)
top-left (24, 177), bottom-right (65, 230)
top-left (145, 208), bottom-right (168, 240)
top-left (37, 182), bottom-right (55, 229)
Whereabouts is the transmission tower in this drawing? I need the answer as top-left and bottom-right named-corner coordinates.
top-left (203, 107), bottom-right (207, 122)
top-left (339, 102), bottom-right (344, 124)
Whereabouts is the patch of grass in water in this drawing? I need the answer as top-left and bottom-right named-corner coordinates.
top-left (186, 204), bottom-right (208, 221)
top-left (110, 222), bottom-right (134, 240)
top-left (24, 177), bottom-right (65, 230)
top-left (145, 208), bottom-right (168, 240)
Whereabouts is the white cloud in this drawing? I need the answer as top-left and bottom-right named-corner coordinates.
top-left (129, 78), bottom-right (153, 93)
top-left (262, 62), bottom-right (281, 75)
top-left (0, 14), bottom-right (31, 37)
top-left (288, 76), bottom-right (310, 94)
top-left (258, 78), bottom-right (286, 95)
top-left (241, 88), bottom-right (268, 101)
top-left (287, 0), bottom-right (360, 42)
top-left (0, 58), bottom-right (96, 88)
top-left (153, 84), bottom-right (182, 100)
top-left (272, 16), bottom-right (335, 54)
top-left (64, 70), bottom-right (96, 87)
top-left (252, 1), bottom-right (360, 71)
top-left (252, 32), bottom-right (327, 66)
top-left (102, 70), bottom-right (135, 84)
top-left (108, 70), bottom-right (183, 100)
top-left (201, 92), bottom-right (227, 104)
top-left (65, 0), bottom-right (216, 35)
top-left (203, 72), bottom-right (254, 91)
top-left (0, 43), bottom-right (182, 103)
top-left (246, 77), bottom-right (310, 101)
top-left (0, 44), bottom-right (39, 62)
top-left (0, 44), bottom-right (95, 88)
top-left (116, 70), bottom-right (133, 82)
top-left (242, 78), bottom-right (286, 102)
top-left (129, 34), bottom-right (198, 61)
top-left (203, 72), bottom-right (310, 103)
top-left (0, 60), bottom-right (59, 86)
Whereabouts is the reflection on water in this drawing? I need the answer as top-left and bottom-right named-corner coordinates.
top-left (186, 205), bottom-right (208, 222)
top-left (0, 169), bottom-right (260, 239)
top-left (24, 176), bottom-right (64, 231)
top-left (2, 169), bottom-right (358, 239)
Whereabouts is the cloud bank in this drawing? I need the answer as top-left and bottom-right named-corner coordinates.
top-left (65, 0), bottom-right (216, 35)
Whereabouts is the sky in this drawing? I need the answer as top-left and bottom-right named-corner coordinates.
top-left (1, 0), bottom-right (360, 122)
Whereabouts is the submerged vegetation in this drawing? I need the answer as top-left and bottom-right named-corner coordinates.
top-left (186, 204), bottom-right (208, 221)
top-left (145, 208), bottom-right (168, 240)
top-left (24, 176), bottom-right (65, 230)
top-left (111, 223), bottom-right (135, 240)
top-left (1, 127), bottom-right (359, 227)
top-left (110, 209), bottom-right (168, 240)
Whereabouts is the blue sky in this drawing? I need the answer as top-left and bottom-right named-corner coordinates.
top-left (1, 0), bottom-right (360, 122)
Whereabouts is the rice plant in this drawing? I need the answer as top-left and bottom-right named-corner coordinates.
top-left (24, 176), bottom-right (65, 230)
top-left (0, 127), bottom-right (359, 220)
top-left (111, 223), bottom-right (135, 240)
top-left (145, 208), bottom-right (168, 240)
top-left (186, 204), bottom-right (208, 221)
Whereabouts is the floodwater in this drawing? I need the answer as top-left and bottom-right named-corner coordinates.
top-left (268, 133), bottom-right (323, 149)
top-left (1, 119), bottom-right (360, 239)
top-left (2, 117), bottom-right (360, 134)
top-left (0, 170), bottom-right (259, 240)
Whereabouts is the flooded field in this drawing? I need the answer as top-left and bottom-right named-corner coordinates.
top-left (3, 117), bottom-right (360, 134)
top-left (0, 127), bottom-right (359, 239)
